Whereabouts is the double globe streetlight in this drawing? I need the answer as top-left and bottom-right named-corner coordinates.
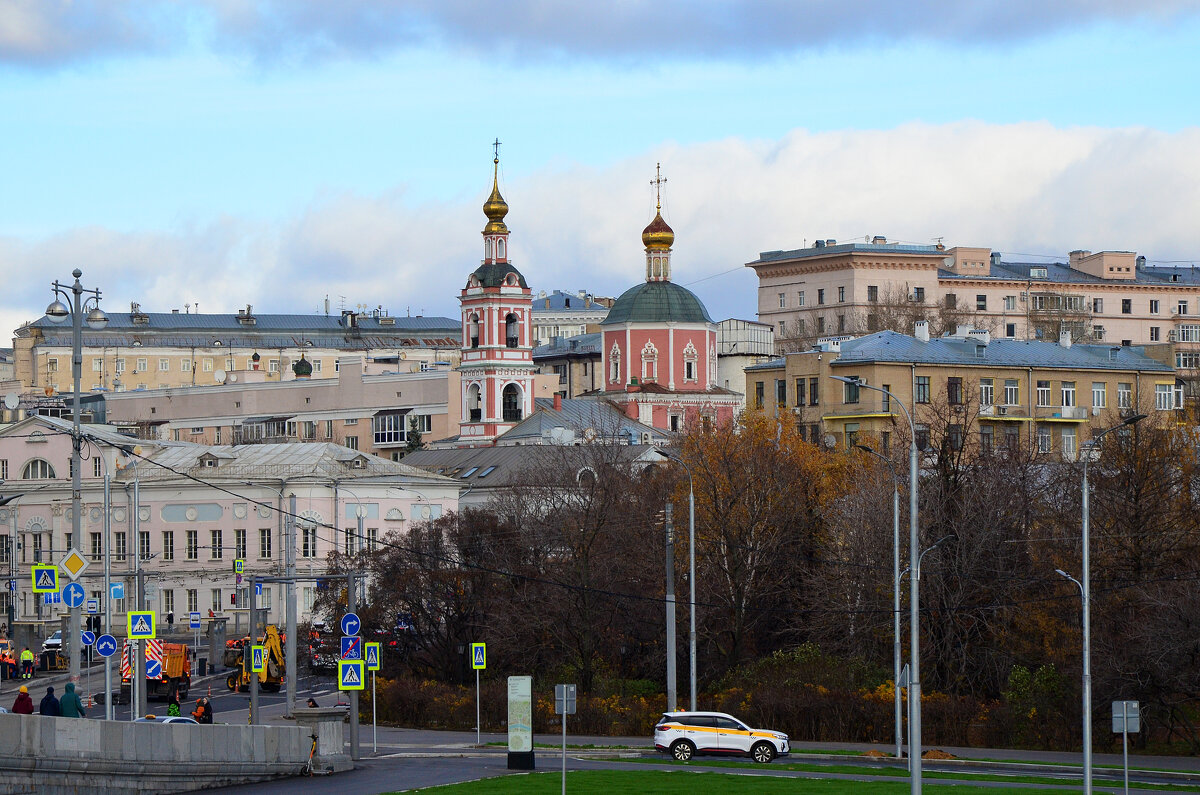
top-left (45, 269), bottom-right (108, 690)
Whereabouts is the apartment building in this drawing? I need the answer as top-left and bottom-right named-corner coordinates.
top-left (749, 238), bottom-right (1200, 353)
top-left (745, 322), bottom-right (1176, 459)
top-left (531, 290), bottom-right (613, 347)
top-left (533, 333), bottom-right (603, 399)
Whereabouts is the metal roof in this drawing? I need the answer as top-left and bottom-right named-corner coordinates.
top-left (533, 332), bottom-right (602, 358)
top-left (402, 444), bottom-right (665, 487)
top-left (750, 242), bottom-right (943, 265)
top-left (497, 397), bottom-right (671, 444)
top-left (532, 290), bottom-right (609, 312)
top-left (601, 281), bottom-right (713, 325)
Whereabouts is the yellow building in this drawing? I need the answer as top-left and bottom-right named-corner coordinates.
top-left (746, 322), bottom-right (1178, 459)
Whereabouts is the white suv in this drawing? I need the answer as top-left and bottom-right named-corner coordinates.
top-left (654, 711), bottom-right (789, 763)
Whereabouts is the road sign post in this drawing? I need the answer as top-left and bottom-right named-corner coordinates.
top-left (366, 642), bottom-right (381, 755)
top-left (555, 684), bottom-right (577, 795)
top-left (471, 642), bottom-right (486, 747)
top-left (1113, 700), bottom-right (1139, 795)
top-left (345, 576), bottom-right (360, 762)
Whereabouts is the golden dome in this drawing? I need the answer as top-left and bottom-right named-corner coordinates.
top-left (482, 157), bottom-right (509, 235)
top-left (641, 210), bottom-right (674, 250)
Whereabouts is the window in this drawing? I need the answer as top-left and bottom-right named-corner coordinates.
top-left (1037, 425), bottom-right (1052, 453)
top-left (325, 420), bottom-right (335, 438)
top-left (1150, 300), bottom-right (1160, 315)
top-left (187, 589), bottom-right (198, 614)
top-left (1178, 351), bottom-right (1200, 369)
top-left (915, 425), bottom-right (930, 450)
top-left (947, 377), bottom-right (963, 405)
top-left (817, 316), bottom-right (826, 334)
top-left (867, 286), bottom-right (878, 302)
top-left (1061, 381), bottom-right (1076, 407)
top-left (1062, 427), bottom-right (1077, 461)
top-left (0, 460), bottom-right (5, 480)
top-left (914, 376), bottom-right (930, 404)
top-left (837, 314), bottom-right (845, 333)
top-left (366, 526), bottom-right (378, 552)
top-left (980, 425), bottom-right (994, 454)
top-left (838, 286), bottom-right (846, 302)
top-left (867, 313), bottom-right (879, 331)
top-left (268, 359), bottom-right (279, 373)
top-left (211, 589), bottom-right (222, 613)
top-left (976, 295), bottom-right (987, 310)
top-left (114, 532), bottom-right (127, 562)
top-left (203, 358), bottom-right (214, 372)
top-left (1004, 296), bottom-right (1016, 311)
top-left (1092, 324), bottom-right (1105, 340)
top-left (844, 422), bottom-right (860, 448)
top-left (235, 528), bottom-right (246, 559)
top-left (881, 385), bottom-right (890, 412)
top-left (210, 529), bottom-right (222, 560)
top-left (1180, 300), bottom-right (1189, 315)
top-left (797, 291), bottom-right (805, 307)
top-left (610, 344), bottom-right (621, 382)
top-left (979, 378), bottom-right (994, 406)
top-left (1036, 380), bottom-right (1051, 407)
top-left (1150, 326), bottom-right (1160, 342)
top-left (1005, 323), bottom-right (1016, 338)
top-left (161, 531), bottom-right (174, 562)
top-left (92, 457), bottom-right (102, 477)
top-left (92, 358), bottom-right (103, 372)
top-left (778, 292), bottom-right (786, 308)
top-left (1156, 383), bottom-right (1175, 410)
top-left (1180, 325), bottom-right (1200, 343)
top-left (948, 424), bottom-right (964, 451)
top-left (344, 526), bottom-right (355, 556)
top-left (797, 318), bottom-right (806, 335)
top-left (1004, 425), bottom-right (1020, 450)
top-left (115, 358), bottom-right (125, 373)
top-left (795, 378), bottom-right (806, 406)
top-left (135, 357), bottom-right (148, 372)
top-left (1092, 382), bottom-right (1106, 409)
top-left (163, 589), bottom-right (175, 617)
top-left (21, 459), bottom-right (56, 479)
top-left (186, 530), bottom-right (198, 560)
top-left (913, 287), bottom-right (925, 302)
top-left (775, 379), bottom-right (787, 407)
top-left (89, 532), bottom-right (102, 561)
top-left (181, 358), bottom-right (191, 372)
top-left (505, 313), bottom-right (519, 348)
top-left (809, 377), bottom-right (819, 406)
top-left (259, 528), bottom-right (272, 559)
top-left (684, 359), bottom-right (696, 381)
top-left (373, 412), bottom-right (407, 445)
top-left (302, 523), bottom-right (317, 558)
top-left (1117, 382), bottom-right (1132, 409)
top-left (139, 531), bottom-right (150, 561)
top-left (345, 436), bottom-right (359, 450)
top-left (754, 382), bottom-right (764, 410)
top-left (817, 289), bottom-right (825, 305)
top-left (158, 358), bottom-right (169, 371)
top-left (1093, 298), bottom-right (1104, 314)
top-left (944, 293), bottom-right (957, 309)
top-left (1121, 299), bottom-right (1132, 314)
top-left (842, 378), bottom-right (860, 404)
top-left (469, 314), bottom-right (480, 348)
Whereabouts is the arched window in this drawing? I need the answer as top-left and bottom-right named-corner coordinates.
top-left (641, 340), bottom-right (658, 382)
top-left (683, 340), bottom-right (699, 382)
top-left (505, 313), bottom-right (519, 348)
top-left (609, 343), bottom-right (621, 383)
top-left (485, 238), bottom-right (494, 259)
top-left (502, 383), bottom-right (523, 422)
top-left (497, 238), bottom-right (506, 259)
top-left (469, 314), bottom-right (480, 348)
top-left (467, 384), bottom-right (482, 422)
top-left (22, 459), bottom-right (56, 479)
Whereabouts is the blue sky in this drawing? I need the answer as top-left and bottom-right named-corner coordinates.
top-left (2, 1), bottom-right (1199, 333)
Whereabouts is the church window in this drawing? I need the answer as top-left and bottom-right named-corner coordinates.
top-left (609, 344), bottom-right (621, 383)
top-left (502, 384), bottom-right (523, 422)
top-left (467, 384), bottom-right (482, 422)
top-left (505, 313), bottom-right (519, 348)
top-left (641, 340), bottom-right (659, 382)
top-left (497, 238), bottom-right (505, 259)
top-left (485, 239), bottom-right (494, 259)
top-left (683, 341), bottom-right (699, 383)
top-left (469, 314), bottom-right (480, 348)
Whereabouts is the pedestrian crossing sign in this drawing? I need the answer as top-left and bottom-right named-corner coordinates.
top-left (128, 610), bottom-right (156, 639)
top-left (338, 659), bottom-right (365, 690)
top-left (251, 645), bottom-right (265, 674)
top-left (234, 559), bottom-right (244, 575)
top-left (365, 641), bottom-right (380, 671)
top-left (471, 642), bottom-right (486, 670)
top-left (32, 565), bottom-right (58, 593)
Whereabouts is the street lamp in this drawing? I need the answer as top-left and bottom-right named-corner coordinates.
top-left (834, 374), bottom-right (922, 792)
top-left (855, 443), bottom-right (904, 760)
top-left (45, 269), bottom-right (107, 691)
top-left (1070, 412), bottom-right (1146, 794)
top-left (663, 451), bottom-right (698, 713)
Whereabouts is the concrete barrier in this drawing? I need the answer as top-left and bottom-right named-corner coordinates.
top-left (0, 713), bottom-right (309, 794)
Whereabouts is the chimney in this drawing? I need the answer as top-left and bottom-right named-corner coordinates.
top-left (990, 252), bottom-right (1002, 267)
top-left (955, 324), bottom-right (972, 338)
top-left (553, 394), bottom-right (562, 411)
top-left (1059, 330), bottom-right (1072, 348)
top-left (914, 320), bottom-right (930, 343)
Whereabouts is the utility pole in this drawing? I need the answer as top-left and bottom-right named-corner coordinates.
top-left (249, 575), bottom-right (259, 724)
top-left (103, 475), bottom-right (112, 720)
top-left (664, 503), bottom-right (676, 713)
top-left (284, 494), bottom-right (297, 719)
top-left (347, 572), bottom-right (361, 760)
top-left (133, 477), bottom-right (147, 721)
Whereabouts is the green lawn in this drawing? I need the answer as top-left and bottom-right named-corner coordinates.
top-left (398, 770), bottom-right (1062, 793)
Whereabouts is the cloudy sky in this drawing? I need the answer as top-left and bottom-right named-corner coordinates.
top-left (2, 1), bottom-right (1199, 336)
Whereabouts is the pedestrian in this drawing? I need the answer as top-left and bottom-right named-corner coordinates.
top-left (198, 696), bottom-right (213, 724)
top-left (12, 685), bottom-right (33, 714)
top-left (20, 647), bottom-right (35, 679)
top-left (167, 694), bottom-right (181, 717)
top-left (306, 697), bottom-right (319, 708)
top-left (39, 685), bottom-right (60, 716)
top-left (167, 611), bottom-right (174, 628)
top-left (191, 698), bottom-right (205, 721)
top-left (58, 682), bottom-right (85, 718)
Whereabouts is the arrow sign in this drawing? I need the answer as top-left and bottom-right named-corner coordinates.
top-left (7, 579), bottom-right (14, 593)
top-left (146, 658), bottom-right (162, 678)
top-left (62, 582), bottom-right (86, 608)
top-left (341, 635), bottom-right (362, 660)
top-left (81, 630), bottom-right (96, 647)
top-left (338, 660), bottom-right (365, 690)
top-left (109, 582), bottom-right (124, 601)
top-left (339, 612), bottom-right (361, 636)
top-left (254, 582), bottom-right (263, 596)
top-left (95, 634), bottom-right (117, 658)
top-left (365, 641), bottom-right (380, 671)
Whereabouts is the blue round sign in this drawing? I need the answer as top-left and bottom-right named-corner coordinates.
top-left (95, 634), bottom-right (118, 658)
top-left (62, 582), bottom-right (86, 608)
top-left (80, 630), bottom-right (96, 646)
top-left (339, 612), bottom-right (361, 636)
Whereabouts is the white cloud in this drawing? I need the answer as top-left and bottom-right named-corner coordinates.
top-left (2, 121), bottom-right (1199, 339)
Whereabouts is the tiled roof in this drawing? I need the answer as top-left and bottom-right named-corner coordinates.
top-left (831, 330), bottom-right (1174, 372)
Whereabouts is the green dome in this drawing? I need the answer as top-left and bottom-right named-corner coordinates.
top-left (601, 281), bottom-right (713, 325)
top-left (468, 262), bottom-right (528, 289)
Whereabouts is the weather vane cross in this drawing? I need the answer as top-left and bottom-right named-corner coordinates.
top-left (651, 162), bottom-right (667, 210)
top-left (493, 138), bottom-right (502, 163)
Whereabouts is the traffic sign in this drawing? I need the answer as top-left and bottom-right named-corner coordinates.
top-left (471, 642), bottom-right (486, 670)
top-left (365, 642), bottom-right (380, 671)
top-left (109, 582), bottom-right (125, 601)
top-left (7, 579), bottom-right (14, 593)
top-left (254, 582), bottom-right (263, 596)
top-left (340, 612), bottom-right (361, 636)
top-left (86, 598), bottom-right (99, 614)
top-left (62, 581), bottom-right (86, 608)
top-left (81, 630), bottom-right (96, 647)
top-left (341, 635), bottom-right (362, 660)
top-left (555, 683), bottom-right (577, 715)
top-left (189, 611), bottom-right (201, 629)
top-left (234, 559), bottom-right (244, 575)
top-left (43, 592), bottom-right (62, 605)
top-left (95, 634), bottom-right (118, 658)
top-left (128, 611), bottom-right (156, 639)
top-left (58, 549), bottom-right (89, 581)
top-left (1113, 701), bottom-right (1140, 733)
top-left (32, 565), bottom-right (58, 593)
top-left (251, 645), bottom-right (265, 674)
top-left (146, 658), bottom-right (162, 679)
top-left (338, 660), bottom-right (365, 690)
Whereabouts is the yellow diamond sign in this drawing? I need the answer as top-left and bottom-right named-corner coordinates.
top-left (59, 549), bottom-right (89, 582)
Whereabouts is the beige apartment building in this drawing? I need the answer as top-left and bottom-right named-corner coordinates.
top-left (103, 357), bottom-right (558, 458)
top-left (749, 238), bottom-right (1200, 354)
top-left (746, 322), bottom-right (1177, 459)
top-left (12, 305), bottom-right (462, 394)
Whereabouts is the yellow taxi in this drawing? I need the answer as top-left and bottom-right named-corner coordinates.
top-left (654, 711), bottom-right (789, 763)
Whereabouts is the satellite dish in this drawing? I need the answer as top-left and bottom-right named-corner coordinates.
top-left (3, 393), bottom-right (18, 410)
top-left (214, 369), bottom-right (227, 383)
top-left (823, 434), bottom-right (837, 449)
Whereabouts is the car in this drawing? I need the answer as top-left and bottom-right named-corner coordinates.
top-left (654, 711), bottom-right (789, 764)
top-left (42, 630), bottom-right (62, 654)
top-left (162, 716), bottom-right (199, 725)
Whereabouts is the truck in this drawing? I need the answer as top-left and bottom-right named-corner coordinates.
top-left (224, 624), bottom-right (285, 692)
top-left (119, 640), bottom-right (192, 703)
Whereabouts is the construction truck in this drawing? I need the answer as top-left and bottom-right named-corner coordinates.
top-left (224, 624), bottom-right (285, 692)
top-left (119, 640), bottom-right (192, 703)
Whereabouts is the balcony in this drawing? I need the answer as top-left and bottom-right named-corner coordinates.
top-left (469, 409), bottom-right (482, 422)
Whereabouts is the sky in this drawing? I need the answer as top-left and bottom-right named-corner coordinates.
top-left (2, 1), bottom-right (1200, 338)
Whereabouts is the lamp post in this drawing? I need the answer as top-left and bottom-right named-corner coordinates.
top-left (1069, 412), bottom-right (1146, 795)
top-left (855, 443), bottom-right (903, 760)
top-left (664, 451), bottom-right (697, 712)
top-left (45, 269), bottom-right (108, 691)
top-left (833, 375), bottom-right (921, 792)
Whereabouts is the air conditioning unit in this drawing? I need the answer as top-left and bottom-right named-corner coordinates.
top-left (640, 431), bottom-right (653, 444)
top-left (996, 406), bottom-right (1009, 416)
top-left (1019, 292), bottom-right (1028, 302)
